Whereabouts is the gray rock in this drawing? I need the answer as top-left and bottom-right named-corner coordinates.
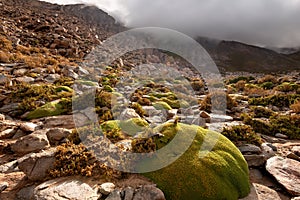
top-left (15, 185), bottom-right (35, 200)
top-left (0, 103), bottom-right (19, 113)
top-left (13, 68), bottom-right (28, 76)
top-left (33, 177), bottom-right (100, 200)
top-left (16, 76), bottom-right (35, 83)
top-left (46, 128), bottom-right (72, 145)
top-left (238, 144), bottom-right (262, 155)
top-left (275, 133), bottom-right (288, 139)
top-left (133, 185), bottom-right (166, 200)
top-left (123, 187), bottom-right (134, 200)
top-left (143, 106), bottom-right (163, 116)
top-left (18, 148), bottom-right (56, 181)
top-left (0, 128), bottom-right (16, 139)
top-left (243, 155), bottom-right (265, 167)
top-left (0, 181), bottom-right (8, 193)
top-left (0, 160), bottom-right (18, 173)
top-left (99, 182), bottom-right (116, 195)
top-left (20, 122), bottom-right (38, 132)
top-left (0, 74), bottom-right (11, 85)
top-left (43, 115), bottom-right (75, 129)
top-left (44, 74), bottom-right (61, 83)
top-left (105, 189), bottom-right (122, 200)
top-left (266, 156), bottom-right (300, 196)
top-left (210, 114), bottom-right (233, 122)
top-left (261, 143), bottom-right (275, 160)
top-left (119, 108), bottom-right (141, 120)
top-left (11, 129), bottom-right (50, 155)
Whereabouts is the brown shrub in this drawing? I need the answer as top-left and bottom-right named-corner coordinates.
top-left (291, 100), bottom-right (300, 113)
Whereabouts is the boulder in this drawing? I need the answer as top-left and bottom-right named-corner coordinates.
top-left (266, 156), bottom-right (300, 196)
top-left (18, 148), bottom-right (56, 181)
top-left (119, 108), bottom-right (141, 120)
top-left (46, 128), bottom-right (72, 145)
top-left (11, 130), bottom-right (50, 155)
top-left (99, 182), bottom-right (115, 195)
top-left (133, 185), bottom-right (165, 200)
top-left (33, 177), bottom-right (100, 200)
top-left (19, 122), bottom-right (38, 132)
top-left (253, 183), bottom-right (281, 200)
top-left (238, 144), bottom-right (262, 155)
top-left (43, 115), bottom-right (75, 129)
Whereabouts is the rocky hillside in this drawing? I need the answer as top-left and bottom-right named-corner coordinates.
top-left (0, 0), bottom-right (124, 59)
top-left (197, 37), bottom-right (300, 72)
top-left (0, 0), bottom-right (300, 200)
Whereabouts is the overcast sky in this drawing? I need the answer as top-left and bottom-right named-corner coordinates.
top-left (43, 0), bottom-right (300, 48)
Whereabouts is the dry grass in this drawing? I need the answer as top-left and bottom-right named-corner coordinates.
top-left (291, 100), bottom-right (300, 113)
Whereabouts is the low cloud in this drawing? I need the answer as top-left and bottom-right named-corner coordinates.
top-left (43, 0), bottom-right (300, 47)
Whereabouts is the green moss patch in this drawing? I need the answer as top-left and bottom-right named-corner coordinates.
top-left (136, 123), bottom-right (251, 200)
top-left (26, 98), bottom-right (71, 119)
top-left (153, 101), bottom-right (172, 110)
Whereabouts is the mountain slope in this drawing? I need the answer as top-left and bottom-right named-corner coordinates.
top-left (197, 37), bottom-right (300, 72)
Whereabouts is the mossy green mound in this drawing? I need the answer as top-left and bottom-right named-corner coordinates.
top-left (153, 101), bottom-right (172, 110)
top-left (26, 99), bottom-right (70, 120)
top-left (137, 123), bottom-right (250, 200)
top-left (101, 118), bottom-right (149, 136)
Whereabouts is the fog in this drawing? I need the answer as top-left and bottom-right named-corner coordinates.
top-left (43, 0), bottom-right (300, 48)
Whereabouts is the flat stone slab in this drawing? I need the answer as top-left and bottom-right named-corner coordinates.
top-left (266, 156), bottom-right (300, 196)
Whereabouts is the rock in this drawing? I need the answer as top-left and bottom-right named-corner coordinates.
top-left (16, 76), bottom-right (35, 83)
top-left (106, 189), bottom-right (121, 200)
top-left (243, 155), bottom-right (265, 167)
top-left (275, 133), bottom-right (288, 139)
top-left (143, 106), bottom-right (163, 116)
top-left (241, 183), bottom-right (281, 200)
top-left (73, 112), bottom-right (93, 127)
top-left (99, 182), bottom-right (115, 195)
top-left (253, 183), bottom-right (281, 200)
top-left (119, 108), bottom-right (141, 120)
top-left (123, 187), bottom-right (134, 200)
top-left (0, 74), bottom-right (11, 85)
top-left (0, 103), bottom-right (19, 113)
top-left (15, 185), bottom-right (35, 200)
top-left (238, 144), bottom-right (262, 155)
top-left (18, 148), bottom-right (56, 181)
top-left (292, 146), bottom-right (300, 157)
top-left (0, 160), bottom-right (18, 173)
top-left (11, 130), bottom-right (50, 155)
top-left (266, 156), bottom-right (300, 196)
top-left (0, 128), bottom-right (16, 139)
top-left (20, 122), bottom-right (38, 132)
top-left (44, 74), bottom-right (61, 83)
top-left (0, 113), bottom-right (5, 121)
top-left (199, 111), bottom-right (210, 118)
top-left (210, 114), bottom-right (233, 122)
top-left (43, 115), bottom-right (75, 129)
top-left (46, 128), bottom-right (72, 145)
top-left (133, 185), bottom-right (165, 200)
top-left (0, 182), bottom-right (8, 193)
top-left (13, 68), bottom-right (27, 76)
top-left (287, 152), bottom-right (300, 162)
top-left (261, 143), bottom-right (276, 160)
top-left (33, 177), bottom-right (100, 200)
